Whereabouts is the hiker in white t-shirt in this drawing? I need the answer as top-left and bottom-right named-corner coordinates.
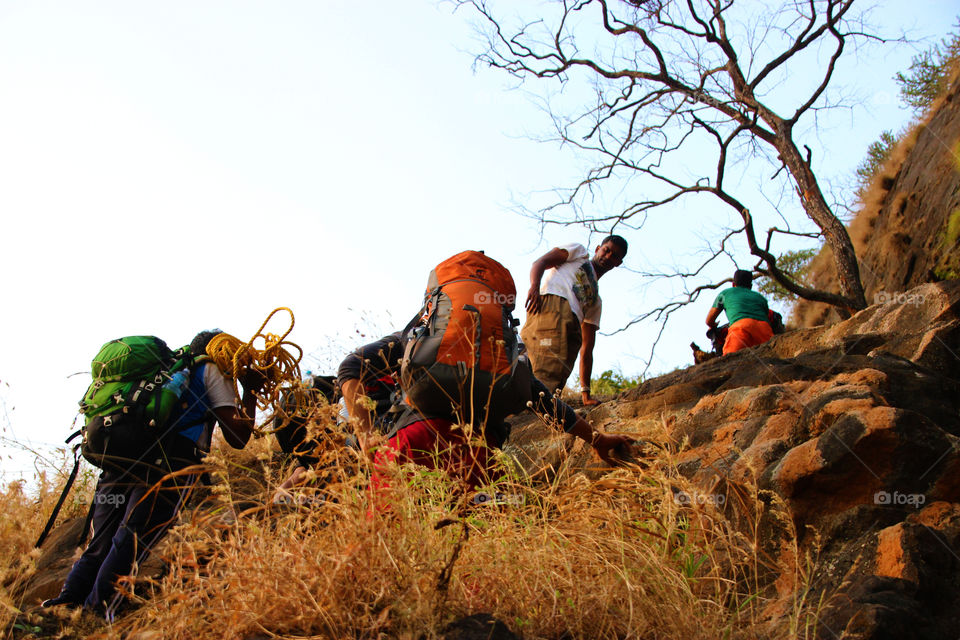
top-left (521, 235), bottom-right (628, 405)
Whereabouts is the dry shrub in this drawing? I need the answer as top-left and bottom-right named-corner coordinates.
top-left (2, 418), bottom-right (826, 639)
top-left (1, 449), bottom-right (96, 633)
top-left (76, 433), bottom-right (818, 640)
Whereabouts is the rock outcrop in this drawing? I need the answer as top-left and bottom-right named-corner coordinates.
top-left (507, 281), bottom-right (960, 639)
top-left (795, 74), bottom-right (960, 327)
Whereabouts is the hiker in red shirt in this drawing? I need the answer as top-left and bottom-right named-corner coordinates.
top-left (342, 251), bottom-right (633, 499)
top-left (339, 331), bottom-right (632, 495)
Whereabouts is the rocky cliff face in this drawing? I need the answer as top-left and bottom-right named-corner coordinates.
top-left (508, 281), bottom-right (960, 639)
top-left (795, 74), bottom-right (960, 327)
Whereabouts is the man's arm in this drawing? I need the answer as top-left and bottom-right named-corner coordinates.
top-left (213, 374), bottom-right (261, 449)
top-left (525, 247), bottom-right (569, 315)
top-left (705, 306), bottom-right (722, 329)
top-left (340, 378), bottom-right (373, 436)
top-left (336, 333), bottom-right (403, 455)
top-left (528, 375), bottom-right (630, 464)
top-left (567, 416), bottom-right (632, 465)
top-left (579, 321), bottom-right (599, 406)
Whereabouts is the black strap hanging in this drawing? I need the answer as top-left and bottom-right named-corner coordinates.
top-left (35, 442), bottom-right (82, 548)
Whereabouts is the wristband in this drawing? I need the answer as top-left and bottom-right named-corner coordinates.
top-left (580, 386), bottom-right (591, 393)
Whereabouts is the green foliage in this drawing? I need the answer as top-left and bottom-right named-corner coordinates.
top-left (855, 130), bottom-right (896, 195)
top-left (756, 248), bottom-right (818, 304)
top-left (589, 369), bottom-right (643, 395)
top-left (895, 21), bottom-right (960, 114)
top-left (945, 208), bottom-right (960, 247)
top-left (933, 209), bottom-right (960, 281)
top-left (847, 22), bottom-right (959, 207)
top-left (933, 265), bottom-right (960, 281)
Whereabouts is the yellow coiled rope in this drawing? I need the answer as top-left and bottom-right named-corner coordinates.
top-left (205, 307), bottom-right (303, 434)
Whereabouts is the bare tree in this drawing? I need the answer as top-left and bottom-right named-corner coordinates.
top-left (459, 0), bottom-right (878, 317)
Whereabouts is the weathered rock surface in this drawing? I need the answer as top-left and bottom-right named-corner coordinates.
top-left (440, 613), bottom-right (520, 640)
top-left (507, 281), bottom-right (960, 639)
top-left (16, 517), bottom-right (87, 605)
top-left (795, 75), bottom-right (960, 327)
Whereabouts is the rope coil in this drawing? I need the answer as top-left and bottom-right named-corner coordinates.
top-left (205, 307), bottom-right (304, 434)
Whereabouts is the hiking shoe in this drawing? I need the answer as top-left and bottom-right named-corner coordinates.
top-left (41, 595), bottom-right (81, 609)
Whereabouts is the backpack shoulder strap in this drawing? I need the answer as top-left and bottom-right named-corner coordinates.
top-left (400, 287), bottom-right (442, 343)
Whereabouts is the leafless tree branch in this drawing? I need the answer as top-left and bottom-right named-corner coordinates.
top-left (459, 0), bottom-right (881, 347)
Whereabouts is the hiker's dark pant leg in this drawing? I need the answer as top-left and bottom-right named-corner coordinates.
top-left (83, 475), bottom-right (185, 610)
top-left (57, 472), bottom-right (129, 604)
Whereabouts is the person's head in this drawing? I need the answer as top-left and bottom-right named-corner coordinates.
top-left (593, 234), bottom-right (628, 276)
top-left (190, 329), bottom-right (223, 357)
top-left (733, 269), bottom-right (753, 289)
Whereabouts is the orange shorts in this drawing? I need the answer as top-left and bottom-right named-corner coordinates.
top-left (723, 318), bottom-right (773, 355)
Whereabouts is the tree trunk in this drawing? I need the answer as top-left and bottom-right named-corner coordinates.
top-left (775, 125), bottom-right (868, 311)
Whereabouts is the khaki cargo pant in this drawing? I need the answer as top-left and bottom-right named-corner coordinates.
top-left (520, 294), bottom-right (582, 394)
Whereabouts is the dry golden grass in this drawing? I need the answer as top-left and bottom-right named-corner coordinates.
top-left (2, 420), bottom-right (827, 640)
top-left (1, 450), bottom-right (96, 634)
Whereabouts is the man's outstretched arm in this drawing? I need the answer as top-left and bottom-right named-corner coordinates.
top-left (528, 375), bottom-right (631, 464)
top-left (214, 370), bottom-right (263, 449)
top-left (578, 322), bottom-right (599, 406)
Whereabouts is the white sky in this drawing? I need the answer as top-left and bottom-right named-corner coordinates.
top-left (1, 0), bottom-right (957, 480)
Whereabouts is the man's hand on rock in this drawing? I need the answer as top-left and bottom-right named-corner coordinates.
top-left (591, 432), bottom-right (634, 465)
top-left (582, 391), bottom-right (600, 407)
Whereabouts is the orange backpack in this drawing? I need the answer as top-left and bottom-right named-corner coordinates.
top-left (400, 251), bottom-right (530, 426)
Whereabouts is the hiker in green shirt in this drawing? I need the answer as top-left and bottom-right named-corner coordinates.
top-left (706, 270), bottom-right (774, 354)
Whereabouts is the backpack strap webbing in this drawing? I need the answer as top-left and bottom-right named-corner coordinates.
top-left (35, 438), bottom-right (82, 548)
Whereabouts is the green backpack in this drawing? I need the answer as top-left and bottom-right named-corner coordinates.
top-left (77, 335), bottom-right (199, 471)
